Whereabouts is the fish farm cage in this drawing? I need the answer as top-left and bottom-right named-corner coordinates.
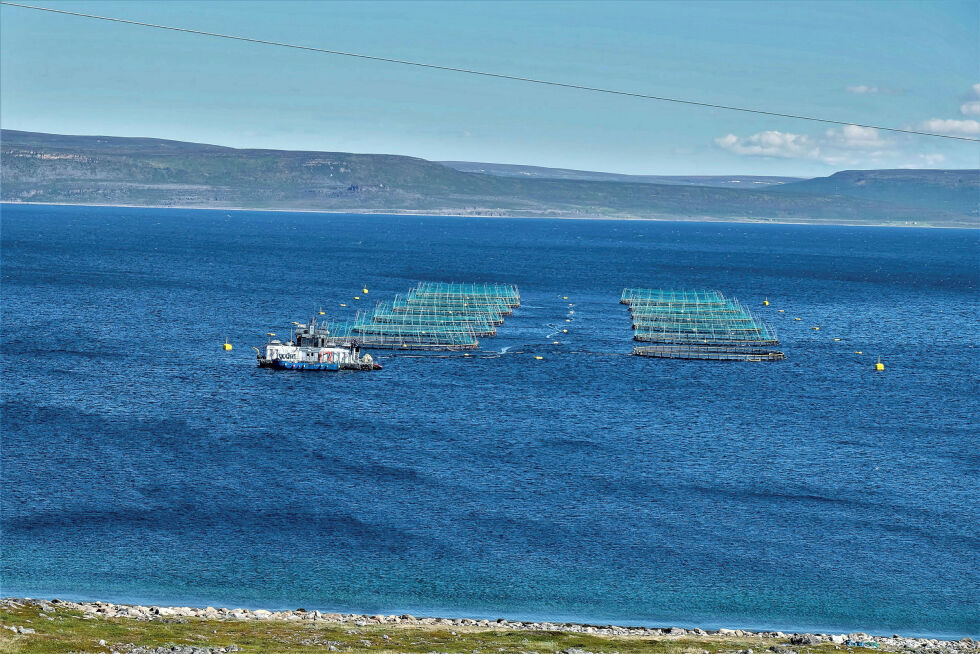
top-left (623, 288), bottom-right (785, 361)
top-left (621, 288), bottom-right (726, 305)
top-left (293, 282), bottom-right (520, 351)
top-left (413, 282), bottom-right (521, 307)
top-left (633, 345), bottom-right (786, 362)
top-left (396, 292), bottom-right (514, 316)
top-left (370, 303), bottom-right (498, 336)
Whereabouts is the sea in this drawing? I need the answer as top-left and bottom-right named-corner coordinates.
top-left (1, 203), bottom-right (978, 638)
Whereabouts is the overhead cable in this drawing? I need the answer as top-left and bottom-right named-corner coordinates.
top-left (2, 1), bottom-right (978, 143)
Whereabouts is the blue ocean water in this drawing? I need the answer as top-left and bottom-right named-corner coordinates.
top-left (1, 203), bottom-right (978, 638)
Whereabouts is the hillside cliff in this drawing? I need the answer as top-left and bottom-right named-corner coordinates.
top-left (2, 130), bottom-right (975, 226)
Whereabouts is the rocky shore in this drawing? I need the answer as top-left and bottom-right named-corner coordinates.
top-left (1, 598), bottom-right (976, 654)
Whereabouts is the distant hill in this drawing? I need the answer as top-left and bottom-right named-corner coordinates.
top-left (773, 169), bottom-right (979, 217)
top-left (440, 161), bottom-right (802, 188)
top-left (1, 130), bottom-right (975, 226)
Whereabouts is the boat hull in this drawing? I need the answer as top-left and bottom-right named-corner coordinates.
top-left (258, 358), bottom-right (382, 371)
top-left (267, 359), bottom-right (341, 371)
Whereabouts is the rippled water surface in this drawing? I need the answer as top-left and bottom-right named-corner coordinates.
top-left (2, 204), bottom-right (978, 637)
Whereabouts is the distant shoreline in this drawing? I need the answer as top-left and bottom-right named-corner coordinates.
top-left (3, 201), bottom-right (970, 229)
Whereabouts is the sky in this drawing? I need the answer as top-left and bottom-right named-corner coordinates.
top-left (1, 0), bottom-right (978, 176)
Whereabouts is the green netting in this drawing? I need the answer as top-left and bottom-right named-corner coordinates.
top-left (624, 288), bottom-right (780, 349)
top-left (621, 289), bottom-right (725, 305)
top-left (630, 303), bottom-right (745, 317)
top-left (387, 303), bottom-right (505, 325)
top-left (414, 282), bottom-right (521, 307)
top-left (632, 316), bottom-right (762, 330)
top-left (283, 281), bottom-right (518, 351)
top-left (371, 303), bottom-right (496, 336)
top-left (633, 333), bottom-right (780, 346)
top-left (395, 293), bottom-right (512, 316)
top-left (328, 320), bottom-right (479, 350)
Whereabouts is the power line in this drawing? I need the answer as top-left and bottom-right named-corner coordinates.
top-left (3, 0), bottom-right (978, 144)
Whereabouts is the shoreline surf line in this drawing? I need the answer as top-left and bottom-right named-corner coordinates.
top-left (3, 201), bottom-right (974, 229)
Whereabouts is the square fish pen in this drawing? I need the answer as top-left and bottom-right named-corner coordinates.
top-left (390, 294), bottom-right (507, 324)
top-left (413, 282), bottom-right (521, 308)
top-left (370, 302), bottom-right (497, 337)
top-left (397, 291), bottom-right (514, 317)
top-left (623, 288), bottom-right (785, 361)
top-left (316, 282), bottom-right (520, 351)
top-left (327, 317), bottom-right (480, 351)
top-left (621, 288), bottom-right (726, 305)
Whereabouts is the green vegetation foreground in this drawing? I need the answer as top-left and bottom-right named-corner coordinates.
top-left (2, 599), bottom-right (976, 654)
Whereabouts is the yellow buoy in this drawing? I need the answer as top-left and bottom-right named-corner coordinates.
top-left (812, 326), bottom-right (820, 331)
top-left (763, 298), bottom-right (770, 306)
top-left (562, 296), bottom-right (568, 300)
top-left (223, 342), bottom-right (233, 351)
top-left (535, 356), bottom-right (544, 360)
top-left (318, 311), bottom-right (325, 315)
top-left (833, 338), bottom-right (841, 341)
top-left (794, 317), bottom-right (801, 321)
top-left (855, 351), bottom-right (863, 354)
top-left (267, 332), bottom-right (276, 337)
top-left (340, 303), bottom-right (347, 307)
top-left (778, 309), bottom-right (785, 313)
top-left (354, 296), bottom-right (360, 300)
top-left (875, 357), bottom-right (885, 371)
top-left (363, 288), bottom-right (369, 294)
top-left (553, 341), bottom-right (560, 345)
top-left (562, 329), bottom-right (568, 333)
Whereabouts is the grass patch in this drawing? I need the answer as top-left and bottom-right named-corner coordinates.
top-left (0, 602), bottom-right (865, 654)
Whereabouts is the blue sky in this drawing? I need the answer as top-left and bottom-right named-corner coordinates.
top-left (2, 0), bottom-right (978, 175)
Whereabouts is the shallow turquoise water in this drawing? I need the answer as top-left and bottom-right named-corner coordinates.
top-left (2, 204), bottom-right (978, 637)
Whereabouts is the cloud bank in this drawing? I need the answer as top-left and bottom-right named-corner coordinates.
top-left (718, 84), bottom-right (977, 167)
top-left (918, 118), bottom-right (980, 137)
top-left (715, 125), bottom-right (894, 165)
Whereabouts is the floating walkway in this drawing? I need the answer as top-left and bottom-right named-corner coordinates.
top-left (633, 344), bottom-right (786, 362)
top-left (623, 288), bottom-right (785, 361)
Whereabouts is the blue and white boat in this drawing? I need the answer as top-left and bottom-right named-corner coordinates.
top-left (257, 317), bottom-right (381, 371)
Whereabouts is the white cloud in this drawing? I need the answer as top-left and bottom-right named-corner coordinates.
top-left (716, 125), bottom-right (890, 165)
top-left (846, 85), bottom-right (905, 95)
top-left (826, 124), bottom-right (888, 148)
top-left (714, 131), bottom-right (820, 159)
top-left (919, 118), bottom-right (980, 137)
top-left (897, 153), bottom-right (948, 169)
top-left (960, 83), bottom-right (980, 115)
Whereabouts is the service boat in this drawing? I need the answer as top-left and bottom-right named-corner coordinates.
top-left (257, 317), bottom-right (381, 371)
